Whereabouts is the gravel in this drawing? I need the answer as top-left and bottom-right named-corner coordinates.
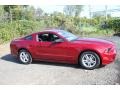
top-left (0, 36), bottom-right (120, 85)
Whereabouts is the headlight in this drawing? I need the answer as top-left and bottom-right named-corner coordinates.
top-left (104, 48), bottom-right (112, 53)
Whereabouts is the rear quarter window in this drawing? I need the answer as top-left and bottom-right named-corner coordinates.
top-left (24, 35), bottom-right (33, 40)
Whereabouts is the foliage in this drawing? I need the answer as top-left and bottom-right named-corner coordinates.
top-left (0, 6), bottom-right (4, 22)
top-left (106, 18), bottom-right (120, 33)
top-left (0, 20), bottom-right (44, 43)
top-left (0, 5), bottom-right (118, 44)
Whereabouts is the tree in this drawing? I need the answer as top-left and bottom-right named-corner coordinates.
top-left (4, 5), bottom-right (15, 22)
top-left (0, 6), bottom-right (4, 16)
top-left (52, 12), bottom-right (66, 29)
top-left (64, 5), bottom-right (84, 17)
top-left (35, 8), bottom-right (43, 21)
top-left (74, 5), bottom-right (84, 17)
top-left (63, 5), bottom-right (75, 16)
top-left (0, 6), bottom-right (4, 22)
top-left (3, 5), bottom-right (29, 21)
top-left (107, 19), bottom-right (120, 33)
top-left (64, 5), bottom-right (84, 29)
top-left (12, 6), bottom-right (24, 20)
top-left (23, 6), bottom-right (36, 20)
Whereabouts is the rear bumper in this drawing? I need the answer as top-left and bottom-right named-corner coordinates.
top-left (10, 43), bottom-right (18, 57)
top-left (101, 49), bottom-right (116, 65)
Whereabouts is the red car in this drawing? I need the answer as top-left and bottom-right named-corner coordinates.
top-left (10, 29), bottom-right (116, 69)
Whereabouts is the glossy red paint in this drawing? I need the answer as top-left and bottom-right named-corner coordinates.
top-left (10, 29), bottom-right (116, 65)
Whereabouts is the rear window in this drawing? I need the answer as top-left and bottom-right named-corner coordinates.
top-left (24, 35), bottom-right (33, 40)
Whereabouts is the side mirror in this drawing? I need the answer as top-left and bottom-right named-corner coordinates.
top-left (52, 39), bottom-right (64, 43)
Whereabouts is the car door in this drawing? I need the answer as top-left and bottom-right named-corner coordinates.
top-left (35, 32), bottom-right (71, 63)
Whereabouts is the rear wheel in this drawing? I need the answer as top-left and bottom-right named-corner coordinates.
top-left (79, 51), bottom-right (101, 70)
top-left (19, 49), bottom-right (32, 64)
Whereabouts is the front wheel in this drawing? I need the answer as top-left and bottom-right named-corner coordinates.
top-left (79, 51), bottom-right (101, 70)
top-left (19, 49), bottom-right (32, 64)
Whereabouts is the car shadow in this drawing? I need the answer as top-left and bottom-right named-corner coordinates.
top-left (0, 54), bottom-right (20, 64)
top-left (32, 60), bottom-right (82, 69)
top-left (0, 54), bottom-right (84, 69)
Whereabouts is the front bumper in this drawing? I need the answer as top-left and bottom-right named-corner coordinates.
top-left (101, 49), bottom-right (116, 65)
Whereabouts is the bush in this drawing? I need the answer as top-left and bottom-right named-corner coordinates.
top-left (0, 20), bottom-right (45, 43)
top-left (107, 18), bottom-right (120, 33)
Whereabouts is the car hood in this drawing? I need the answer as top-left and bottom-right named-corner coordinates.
top-left (73, 38), bottom-right (114, 46)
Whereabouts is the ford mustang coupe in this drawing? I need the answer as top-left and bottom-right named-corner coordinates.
top-left (10, 29), bottom-right (116, 69)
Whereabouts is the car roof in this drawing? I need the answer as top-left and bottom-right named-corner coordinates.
top-left (34, 29), bottom-right (65, 35)
top-left (44, 29), bottom-right (65, 33)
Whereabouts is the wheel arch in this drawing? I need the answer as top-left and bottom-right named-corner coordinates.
top-left (77, 49), bottom-right (102, 65)
top-left (18, 48), bottom-right (32, 57)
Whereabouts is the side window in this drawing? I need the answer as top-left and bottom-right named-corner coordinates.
top-left (37, 33), bottom-right (60, 42)
top-left (38, 33), bottom-right (49, 41)
top-left (50, 34), bottom-right (60, 41)
top-left (24, 35), bottom-right (33, 40)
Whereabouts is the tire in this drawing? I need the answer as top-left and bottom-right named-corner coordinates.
top-left (79, 51), bottom-right (101, 70)
top-left (18, 49), bottom-right (32, 64)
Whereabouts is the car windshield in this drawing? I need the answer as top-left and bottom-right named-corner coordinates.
top-left (58, 30), bottom-right (79, 41)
